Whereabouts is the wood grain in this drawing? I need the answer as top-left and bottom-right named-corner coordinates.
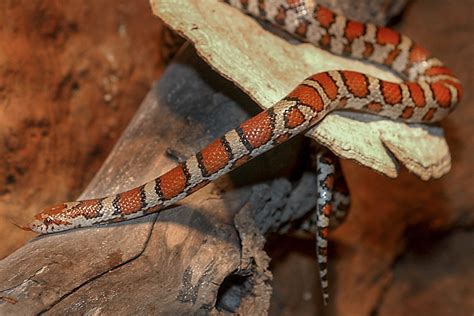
top-left (0, 46), bottom-right (320, 315)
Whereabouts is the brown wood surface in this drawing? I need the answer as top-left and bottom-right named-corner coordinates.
top-left (0, 46), bottom-right (321, 315)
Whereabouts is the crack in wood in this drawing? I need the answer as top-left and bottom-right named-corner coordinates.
top-left (37, 214), bottom-right (158, 315)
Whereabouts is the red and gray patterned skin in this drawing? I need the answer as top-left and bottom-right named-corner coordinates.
top-left (315, 149), bottom-right (349, 304)
top-left (24, 1), bottom-right (462, 299)
top-left (301, 148), bottom-right (350, 303)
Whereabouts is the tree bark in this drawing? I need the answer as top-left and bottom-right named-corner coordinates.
top-left (0, 45), bottom-right (320, 315)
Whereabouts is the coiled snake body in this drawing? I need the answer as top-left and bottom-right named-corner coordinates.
top-left (23, 0), bottom-right (462, 304)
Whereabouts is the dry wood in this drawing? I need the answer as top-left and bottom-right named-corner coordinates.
top-left (0, 46), bottom-right (321, 315)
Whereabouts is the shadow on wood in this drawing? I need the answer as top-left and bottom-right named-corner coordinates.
top-left (0, 45), bottom-right (320, 314)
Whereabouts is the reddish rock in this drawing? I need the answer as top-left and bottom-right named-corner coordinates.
top-left (0, 0), bottom-right (164, 258)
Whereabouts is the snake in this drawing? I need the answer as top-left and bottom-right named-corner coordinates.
top-left (22, 0), bottom-right (462, 305)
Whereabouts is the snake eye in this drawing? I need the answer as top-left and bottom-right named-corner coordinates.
top-left (44, 217), bottom-right (53, 225)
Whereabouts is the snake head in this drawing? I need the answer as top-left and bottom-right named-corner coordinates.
top-left (18, 218), bottom-right (50, 234)
top-left (23, 203), bottom-right (74, 234)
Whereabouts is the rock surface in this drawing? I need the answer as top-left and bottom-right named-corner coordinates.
top-left (0, 0), bottom-right (164, 259)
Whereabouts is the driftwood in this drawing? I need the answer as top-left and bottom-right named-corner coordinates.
top-left (0, 45), bottom-right (321, 314)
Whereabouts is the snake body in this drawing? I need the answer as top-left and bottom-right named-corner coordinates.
top-left (24, 0), bottom-right (462, 303)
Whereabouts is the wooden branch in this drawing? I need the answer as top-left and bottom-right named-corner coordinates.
top-left (0, 45), bottom-right (319, 314)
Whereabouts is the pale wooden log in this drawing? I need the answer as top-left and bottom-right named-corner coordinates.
top-left (151, 0), bottom-right (451, 180)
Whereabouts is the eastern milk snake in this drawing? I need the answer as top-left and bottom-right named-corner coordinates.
top-left (22, 0), bottom-right (462, 304)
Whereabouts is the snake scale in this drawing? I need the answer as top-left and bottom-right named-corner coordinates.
top-left (22, 0), bottom-right (462, 304)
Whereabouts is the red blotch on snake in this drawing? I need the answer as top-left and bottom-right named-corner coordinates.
top-left (159, 166), bottom-right (188, 200)
top-left (118, 187), bottom-right (143, 215)
top-left (200, 139), bottom-right (230, 174)
top-left (407, 82), bottom-right (426, 107)
top-left (431, 82), bottom-right (452, 108)
top-left (288, 85), bottom-right (324, 112)
top-left (285, 107), bottom-right (306, 129)
top-left (342, 71), bottom-right (369, 98)
top-left (376, 26), bottom-right (400, 45)
top-left (409, 44), bottom-right (430, 63)
top-left (345, 20), bottom-right (365, 42)
top-left (312, 73), bottom-right (338, 100)
top-left (381, 81), bottom-right (402, 105)
top-left (239, 111), bottom-right (273, 148)
top-left (316, 6), bottom-right (334, 28)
